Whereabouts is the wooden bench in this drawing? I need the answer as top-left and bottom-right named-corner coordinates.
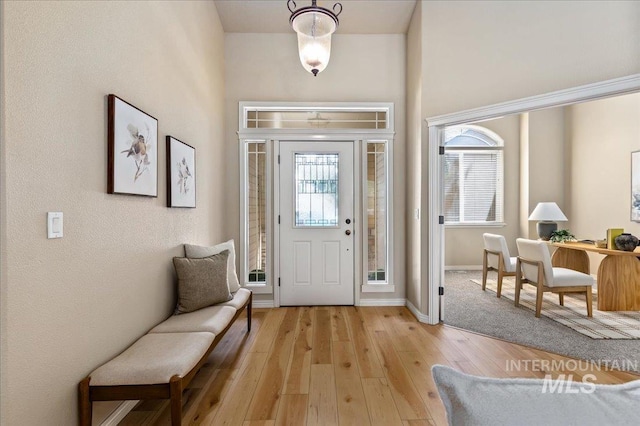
top-left (78, 289), bottom-right (252, 425)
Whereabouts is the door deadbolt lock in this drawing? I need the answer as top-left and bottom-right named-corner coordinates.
top-left (346, 219), bottom-right (351, 224)
top-left (345, 230), bottom-right (351, 236)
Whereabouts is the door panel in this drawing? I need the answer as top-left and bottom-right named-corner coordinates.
top-left (280, 141), bottom-right (354, 306)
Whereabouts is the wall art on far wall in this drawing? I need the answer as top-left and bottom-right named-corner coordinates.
top-left (108, 94), bottom-right (158, 197)
top-left (167, 136), bottom-right (196, 208)
top-left (632, 150), bottom-right (640, 222)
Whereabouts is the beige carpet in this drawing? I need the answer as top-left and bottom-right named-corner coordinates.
top-left (472, 278), bottom-right (640, 339)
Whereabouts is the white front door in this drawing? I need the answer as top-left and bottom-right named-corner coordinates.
top-left (279, 141), bottom-right (355, 306)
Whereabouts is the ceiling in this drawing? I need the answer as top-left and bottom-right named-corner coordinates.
top-left (214, 0), bottom-right (418, 34)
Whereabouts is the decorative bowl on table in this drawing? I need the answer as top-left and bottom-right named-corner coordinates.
top-left (614, 233), bottom-right (639, 251)
top-left (595, 239), bottom-right (607, 248)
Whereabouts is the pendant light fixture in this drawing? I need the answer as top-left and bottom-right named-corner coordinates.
top-left (287, 0), bottom-right (342, 76)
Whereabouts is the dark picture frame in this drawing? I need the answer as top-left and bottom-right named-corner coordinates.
top-left (632, 150), bottom-right (640, 221)
top-left (166, 136), bottom-right (196, 208)
top-left (107, 94), bottom-right (158, 196)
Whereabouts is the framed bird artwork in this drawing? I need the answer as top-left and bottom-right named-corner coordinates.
top-left (107, 94), bottom-right (158, 197)
top-left (167, 136), bottom-right (196, 208)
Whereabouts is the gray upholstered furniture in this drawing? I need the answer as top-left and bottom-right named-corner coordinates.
top-left (482, 233), bottom-right (517, 298)
top-left (432, 364), bottom-right (640, 426)
top-left (516, 238), bottom-right (594, 318)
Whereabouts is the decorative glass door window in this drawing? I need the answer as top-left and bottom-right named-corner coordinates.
top-left (247, 142), bottom-right (267, 282)
top-left (294, 153), bottom-right (339, 227)
top-left (367, 142), bottom-right (387, 282)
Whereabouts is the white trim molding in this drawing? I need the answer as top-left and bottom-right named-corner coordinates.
top-left (426, 74), bottom-right (640, 127)
top-left (425, 73), bottom-right (640, 325)
top-left (445, 265), bottom-right (483, 271)
top-left (361, 284), bottom-right (396, 293)
top-left (100, 401), bottom-right (139, 426)
top-left (406, 300), bottom-right (430, 324)
top-left (359, 298), bottom-right (406, 307)
top-left (252, 299), bottom-right (276, 309)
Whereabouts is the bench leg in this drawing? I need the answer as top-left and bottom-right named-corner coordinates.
top-left (78, 377), bottom-right (92, 426)
top-left (170, 376), bottom-right (183, 426)
top-left (247, 293), bottom-right (252, 332)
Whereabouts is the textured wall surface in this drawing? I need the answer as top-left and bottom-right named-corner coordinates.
top-left (568, 92), bottom-right (640, 271)
top-left (1, 2), bottom-right (225, 424)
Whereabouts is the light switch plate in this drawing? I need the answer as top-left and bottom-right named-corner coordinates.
top-left (47, 212), bottom-right (63, 239)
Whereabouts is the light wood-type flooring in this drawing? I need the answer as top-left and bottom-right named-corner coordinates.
top-left (119, 306), bottom-right (639, 425)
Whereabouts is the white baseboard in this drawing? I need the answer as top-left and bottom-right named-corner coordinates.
top-left (445, 265), bottom-right (482, 271)
top-left (252, 300), bottom-right (275, 308)
top-left (405, 300), bottom-right (431, 323)
top-left (100, 400), bottom-right (139, 426)
top-left (358, 298), bottom-right (406, 307)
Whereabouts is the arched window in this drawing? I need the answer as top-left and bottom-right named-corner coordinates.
top-left (443, 125), bottom-right (504, 225)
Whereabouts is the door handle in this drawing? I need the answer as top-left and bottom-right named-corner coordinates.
top-left (345, 230), bottom-right (351, 236)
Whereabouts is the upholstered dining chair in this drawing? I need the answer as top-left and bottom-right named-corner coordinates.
top-left (515, 238), bottom-right (594, 318)
top-left (482, 233), bottom-right (517, 298)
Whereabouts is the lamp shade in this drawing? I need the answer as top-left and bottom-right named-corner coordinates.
top-left (288, 0), bottom-right (341, 76)
top-left (528, 202), bottom-right (568, 222)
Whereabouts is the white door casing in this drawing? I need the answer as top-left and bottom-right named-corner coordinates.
top-left (279, 141), bottom-right (355, 306)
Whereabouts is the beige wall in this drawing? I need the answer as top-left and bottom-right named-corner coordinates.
top-left (445, 115), bottom-right (521, 266)
top-left (224, 33), bottom-right (407, 301)
top-left (405, 0), bottom-right (422, 307)
top-left (567, 92), bottom-right (640, 270)
top-left (528, 108), bottom-right (567, 237)
top-left (1, 2), bottom-right (225, 424)
top-left (416, 0), bottom-right (640, 314)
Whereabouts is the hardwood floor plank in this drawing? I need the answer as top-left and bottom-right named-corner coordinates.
top-left (397, 351), bottom-right (448, 426)
top-left (246, 308), bottom-right (300, 420)
top-left (307, 364), bottom-right (338, 426)
top-left (332, 341), bottom-right (371, 426)
top-left (403, 420), bottom-right (436, 426)
top-left (274, 394), bottom-right (308, 426)
top-left (283, 307), bottom-right (313, 394)
top-left (219, 310), bottom-right (265, 370)
top-left (243, 421), bottom-right (275, 426)
top-left (361, 378), bottom-right (404, 426)
top-left (117, 306), bottom-right (639, 425)
top-left (370, 330), bottom-right (430, 420)
top-left (360, 306), bottom-right (386, 332)
top-left (330, 306), bottom-right (350, 341)
top-left (345, 307), bottom-right (385, 378)
top-left (251, 309), bottom-right (287, 353)
top-left (206, 351), bottom-right (269, 426)
top-left (379, 309), bottom-right (423, 353)
top-left (312, 308), bottom-right (333, 364)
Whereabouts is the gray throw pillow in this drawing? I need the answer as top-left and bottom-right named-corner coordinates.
top-left (431, 364), bottom-right (640, 426)
top-left (173, 250), bottom-right (232, 314)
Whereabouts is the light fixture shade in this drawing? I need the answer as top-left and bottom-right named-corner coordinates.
top-left (528, 202), bottom-right (568, 221)
top-left (288, 0), bottom-right (341, 76)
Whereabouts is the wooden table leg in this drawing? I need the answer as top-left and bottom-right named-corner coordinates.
top-left (597, 255), bottom-right (640, 311)
top-left (551, 247), bottom-right (590, 274)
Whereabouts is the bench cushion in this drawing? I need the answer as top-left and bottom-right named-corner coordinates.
top-left (90, 332), bottom-right (214, 386)
top-left (220, 288), bottom-right (252, 310)
top-left (149, 305), bottom-right (237, 335)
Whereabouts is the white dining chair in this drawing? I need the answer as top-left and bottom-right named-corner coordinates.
top-left (482, 233), bottom-right (517, 298)
top-left (515, 238), bottom-right (594, 318)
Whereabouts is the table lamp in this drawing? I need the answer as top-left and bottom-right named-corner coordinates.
top-left (528, 202), bottom-right (568, 240)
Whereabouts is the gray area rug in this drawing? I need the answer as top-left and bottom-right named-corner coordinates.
top-left (444, 270), bottom-right (640, 372)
